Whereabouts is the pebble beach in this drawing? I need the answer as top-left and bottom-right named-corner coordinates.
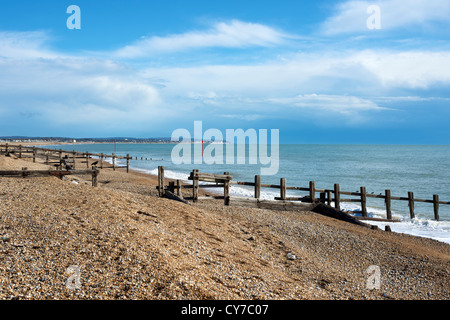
top-left (0, 151), bottom-right (449, 300)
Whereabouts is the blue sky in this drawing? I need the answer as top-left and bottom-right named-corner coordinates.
top-left (0, 0), bottom-right (449, 143)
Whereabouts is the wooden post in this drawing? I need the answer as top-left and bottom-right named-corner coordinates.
top-left (408, 191), bottom-right (415, 219)
top-left (92, 166), bottom-right (98, 187)
top-left (158, 166), bottom-right (165, 197)
top-left (385, 189), bottom-right (392, 220)
top-left (224, 172), bottom-right (230, 205)
top-left (32, 147), bottom-right (36, 163)
top-left (254, 175), bottom-right (261, 199)
top-left (112, 153), bottom-right (115, 171)
top-left (45, 152), bottom-right (49, 165)
top-left (319, 192), bottom-right (326, 203)
top-left (157, 166), bottom-right (161, 196)
top-left (168, 181), bottom-right (175, 193)
top-left (72, 151), bottom-right (76, 169)
top-left (59, 149), bottom-right (62, 162)
top-left (100, 153), bottom-right (104, 169)
top-left (360, 187), bottom-right (367, 217)
top-left (126, 154), bottom-right (130, 173)
top-left (176, 179), bottom-right (181, 197)
top-left (18, 145), bottom-right (22, 158)
top-left (309, 181), bottom-right (316, 203)
top-left (280, 178), bottom-right (286, 200)
top-left (334, 184), bottom-right (341, 211)
top-left (326, 190), bottom-right (332, 206)
top-left (5, 143), bottom-right (8, 153)
top-left (433, 194), bottom-right (440, 221)
top-left (192, 169), bottom-right (199, 202)
top-left (86, 152), bottom-right (89, 168)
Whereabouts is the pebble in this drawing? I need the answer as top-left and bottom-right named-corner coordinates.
top-left (0, 152), bottom-right (449, 300)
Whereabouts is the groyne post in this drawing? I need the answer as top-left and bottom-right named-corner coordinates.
top-left (408, 192), bottom-right (415, 219)
top-left (433, 194), bottom-right (440, 221)
top-left (280, 178), bottom-right (286, 200)
top-left (385, 189), bottom-right (392, 220)
top-left (360, 186), bottom-right (367, 217)
top-left (334, 184), bottom-right (341, 211)
top-left (255, 175), bottom-right (261, 199)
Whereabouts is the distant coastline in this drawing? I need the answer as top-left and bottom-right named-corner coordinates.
top-left (0, 137), bottom-right (224, 145)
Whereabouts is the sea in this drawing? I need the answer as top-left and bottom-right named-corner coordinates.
top-left (46, 143), bottom-right (450, 245)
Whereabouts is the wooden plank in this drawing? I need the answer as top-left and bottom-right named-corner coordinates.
top-left (339, 198), bottom-right (362, 203)
top-left (353, 216), bottom-right (401, 222)
top-left (0, 169), bottom-right (98, 178)
top-left (339, 191), bottom-right (362, 196)
top-left (274, 196), bottom-right (310, 201)
top-left (189, 172), bottom-right (233, 181)
top-left (230, 181), bottom-right (254, 186)
top-left (229, 196), bottom-right (315, 212)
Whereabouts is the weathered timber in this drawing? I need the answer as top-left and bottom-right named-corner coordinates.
top-left (360, 186), bottom-right (367, 217)
top-left (385, 189), bottom-right (392, 220)
top-left (354, 216), bottom-right (401, 223)
top-left (311, 203), bottom-right (372, 228)
top-left (228, 197), bottom-right (315, 211)
top-left (334, 184), bottom-right (341, 210)
top-left (255, 175), bottom-right (261, 198)
top-left (164, 190), bottom-right (190, 205)
top-left (433, 194), bottom-right (440, 221)
top-left (408, 191), bottom-right (415, 219)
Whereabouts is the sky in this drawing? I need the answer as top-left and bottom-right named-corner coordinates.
top-left (0, 0), bottom-right (449, 143)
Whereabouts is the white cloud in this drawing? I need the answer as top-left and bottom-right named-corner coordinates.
top-left (0, 31), bottom-right (59, 59)
top-left (352, 50), bottom-right (450, 88)
top-left (321, 0), bottom-right (450, 35)
top-left (0, 57), bottom-right (163, 129)
top-left (267, 94), bottom-right (386, 114)
top-left (114, 20), bottom-right (294, 58)
top-left (146, 49), bottom-right (450, 98)
top-left (1, 25), bottom-right (450, 134)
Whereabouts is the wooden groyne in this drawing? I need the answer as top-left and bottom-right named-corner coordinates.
top-left (0, 144), bottom-right (132, 172)
top-left (0, 167), bottom-right (100, 187)
top-left (157, 166), bottom-right (448, 222)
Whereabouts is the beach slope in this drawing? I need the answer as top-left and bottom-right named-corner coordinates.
top-left (0, 155), bottom-right (449, 300)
